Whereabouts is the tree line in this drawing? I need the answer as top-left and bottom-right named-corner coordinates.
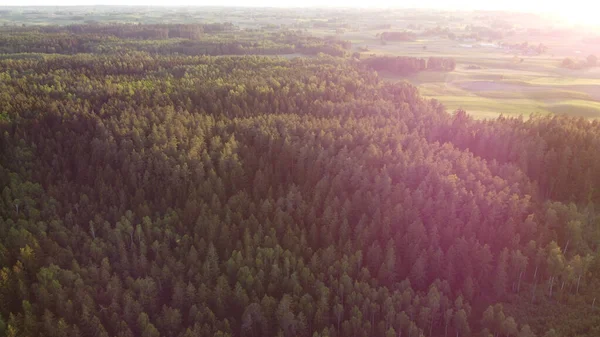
top-left (362, 56), bottom-right (456, 75)
top-left (0, 24), bottom-right (351, 57)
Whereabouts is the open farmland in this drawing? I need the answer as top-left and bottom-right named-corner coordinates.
top-left (306, 12), bottom-right (600, 119)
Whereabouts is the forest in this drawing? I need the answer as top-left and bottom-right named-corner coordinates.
top-left (0, 24), bottom-right (351, 57)
top-left (362, 56), bottom-right (456, 75)
top-left (1, 12), bottom-right (600, 337)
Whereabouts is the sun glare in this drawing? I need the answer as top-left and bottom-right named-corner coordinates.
top-left (559, 9), bottom-right (599, 26)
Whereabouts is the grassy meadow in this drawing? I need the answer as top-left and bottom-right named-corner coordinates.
top-left (312, 24), bottom-right (600, 119)
top-left (375, 44), bottom-right (600, 119)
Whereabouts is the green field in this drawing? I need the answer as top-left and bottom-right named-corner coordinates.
top-left (382, 63), bottom-right (600, 119)
top-left (314, 27), bottom-right (600, 119)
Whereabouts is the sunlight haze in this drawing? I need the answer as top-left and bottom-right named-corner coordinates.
top-left (1, 0), bottom-right (596, 25)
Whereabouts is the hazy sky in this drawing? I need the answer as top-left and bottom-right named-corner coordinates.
top-left (0, 0), bottom-right (584, 11)
top-left (0, 0), bottom-right (595, 25)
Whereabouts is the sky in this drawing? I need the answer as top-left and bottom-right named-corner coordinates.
top-left (0, 0), bottom-right (596, 25)
top-left (0, 0), bottom-right (587, 10)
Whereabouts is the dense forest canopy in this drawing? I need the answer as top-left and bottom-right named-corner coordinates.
top-left (362, 56), bottom-right (456, 75)
top-left (380, 31), bottom-right (417, 42)
top-left (0, 24), bottom-right (351, 57)
top-left (1, 17), bottom-right (600, 337)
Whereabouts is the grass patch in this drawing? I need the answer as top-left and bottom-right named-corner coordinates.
top-left (473, 89), bottom-right (594, 101)
top-left (546, 100), bottom-right (600, 118)
top-left (430, 95), bottom-right (550, 119)
top-left (528, 77), bottom-right (600, 86)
